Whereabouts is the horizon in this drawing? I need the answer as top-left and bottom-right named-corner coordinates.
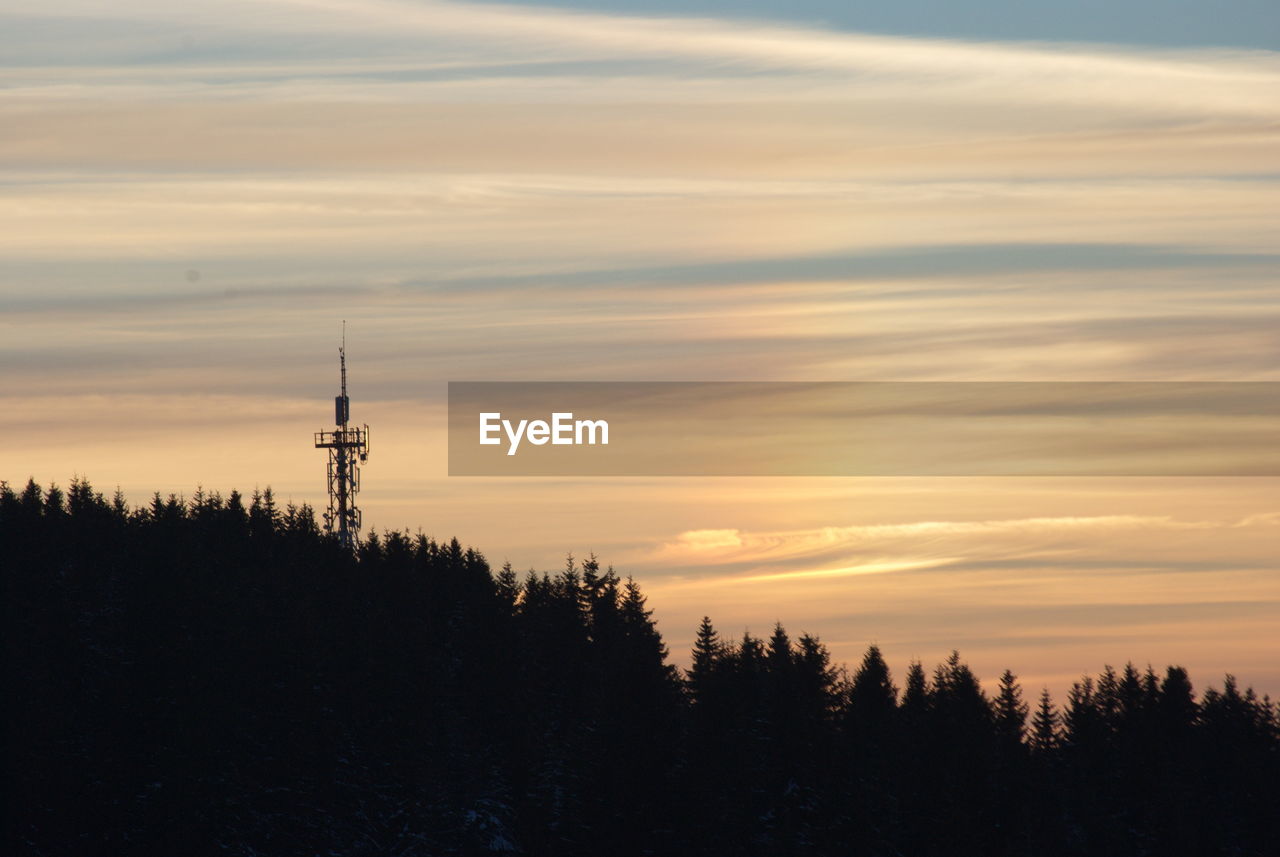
top-left (8, 472), bottom-right (1277, 705)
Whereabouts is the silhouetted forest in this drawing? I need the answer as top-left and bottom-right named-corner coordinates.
top-left (5, 479), bottom-right (1278, 856)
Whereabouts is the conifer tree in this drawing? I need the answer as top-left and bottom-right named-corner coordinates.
top-left (1159, 665), bottom-right (1197, 731)
top-left (7, 477), bottom-right (1280, 857)
top-left (1065, 676), bottom-right (1100, 749)
top-left (494, 561), bottom-right (520, 612)
top-left (847, 644), bottom-right (897, 730)
top-left (995, 669), bottom-right (1029, 749)
top-left (767, 622), bottom-right (793, 673)
top-left (901, 659), bottom-right (930, 717)
top-left (1030, 688), bottom-right (1060, 753)
top-left (688, 616), bottom-right (723, 705)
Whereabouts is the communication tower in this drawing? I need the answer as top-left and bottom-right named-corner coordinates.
top-left (314, 322), bottom-right (370, 548)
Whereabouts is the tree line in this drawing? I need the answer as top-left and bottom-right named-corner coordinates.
top-left (4, 479), bottom-right (1277, 856)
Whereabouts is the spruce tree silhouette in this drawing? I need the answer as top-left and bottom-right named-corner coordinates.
top-left (4, 478), bottom-right (1278, 857)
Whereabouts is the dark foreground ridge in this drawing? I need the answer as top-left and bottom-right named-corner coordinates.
top-left (4, 479), bottom-right (1278, 856)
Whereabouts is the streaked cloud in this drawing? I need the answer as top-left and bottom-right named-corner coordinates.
top-left (658, 512), bottom-right (1280, 571)
top-left (13, 0), bottom-right (1280, 115)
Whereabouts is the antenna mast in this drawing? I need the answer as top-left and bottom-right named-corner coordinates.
top-left (314, 320), bottom-right (370, 549)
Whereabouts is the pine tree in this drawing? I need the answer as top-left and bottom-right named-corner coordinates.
top-left (494, 561), bottom-right (520, 612)
top-left (767, 622), bottom-right (793, 674)
top-left (794, 634), bottom-right (839, 724)
top-left (19, 477), bottom-right (43, 513)
top-left (1030, 688), bottom-right (1060, 753)
top-left (994, 669), bottom-right (1029, 749)
top-left (933, 651), bottom-right (989, 730)
top-left (1064, 676), bottom-right (1100, 750)
top-left (1096, 664), bottom-right (1121, 729)
top-left (44, 482), bottom-right (66, 516)
top-left (1159, 665), bottom-right (1197, 731)
top-left (688, 616), bottom-right (723, 706)
top-left (901, 660), bottom-right (929, 718)
top-left (580, 554), bottom-right (621, 644)
top-left (10, 477), bottom-right (1280, 856)
top-left (620, 576), bottom-right (672, 672)
top-left (739, 632), bottom-right (765, 673)
top-left (847, 644), bottom-right (897, 730)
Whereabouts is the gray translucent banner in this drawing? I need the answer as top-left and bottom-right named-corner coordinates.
top-left (448, 382), bottom-right (1280, 476)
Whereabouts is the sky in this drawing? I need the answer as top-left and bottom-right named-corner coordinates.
top-left (3, 0), bottom-right (1279, 701)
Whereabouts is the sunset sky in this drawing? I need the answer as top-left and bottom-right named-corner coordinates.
top-left (4, 0), bottom-right (1279, 699)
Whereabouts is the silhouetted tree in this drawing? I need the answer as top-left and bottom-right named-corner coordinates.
top-left (4, 478), bottom-right (1278, 857)
top-left (1031, 688), bottom-right (1061, 753)
top-left (995, 669), bottom-right (1029, 749)
top-left (847, 644), bottom-right (897, 730)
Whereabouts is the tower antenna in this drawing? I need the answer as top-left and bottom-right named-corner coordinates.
top-left (314, 321), bottom-right (370, 549)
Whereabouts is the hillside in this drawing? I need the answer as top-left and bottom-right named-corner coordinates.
top-left (4, 479), bottom-right (1278, 856)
